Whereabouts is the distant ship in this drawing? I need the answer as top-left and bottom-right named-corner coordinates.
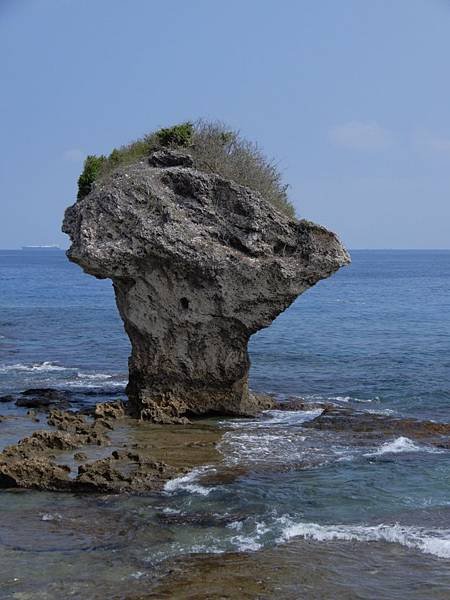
top-left (21, 245), bottom-right (61, 251)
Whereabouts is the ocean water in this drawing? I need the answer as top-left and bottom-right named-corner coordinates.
top-left (0, 249), bottom-right (449, 598)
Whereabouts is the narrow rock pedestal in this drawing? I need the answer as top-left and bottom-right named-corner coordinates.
top-left (63, 152), bottom-right (350, 422)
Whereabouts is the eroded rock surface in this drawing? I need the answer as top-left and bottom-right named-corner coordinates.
top-left (76, 451), bottom-right (177, 494)
top-left (0, 404), bottom-right (178, 492)
top-left (63, 151), bottom-right (350, 422)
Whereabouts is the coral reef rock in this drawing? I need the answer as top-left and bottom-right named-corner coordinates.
top-left (0, 404), bottom-right (176, 493)
top-left (63, 151), bottom-right (350, 422)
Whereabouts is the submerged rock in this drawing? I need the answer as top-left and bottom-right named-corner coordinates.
top-left (16, 388), bottom-right (72, 410)
top-left (304, 406), bottom-right (450, 441)
top-left (21, 388), bottom-right (71, 400)
top-left (277, 398), bottom-right (332, 412)
top-left (16, 397), bottom-right (53, 409)
top-left (63, 152), bottom-right (349, 422)
top-left (0, 395), bottom-right (15, 403)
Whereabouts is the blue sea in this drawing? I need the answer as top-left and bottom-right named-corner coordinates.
top-left (1, 249), bottom-right (449, 598)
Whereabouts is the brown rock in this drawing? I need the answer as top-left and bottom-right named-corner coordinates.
top-left (1, 430), bottom-right (81, 458)
top-left (75, 452), bottom-right (176, 493)
top-left (94, 401), bottom-right (126, 421)
top-left (0, 457), bottom-right (71, 491)
top-left (74, 452), bottom-right (88, 461)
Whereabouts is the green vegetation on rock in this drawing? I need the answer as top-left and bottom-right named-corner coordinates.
top-left (76, 120), bottom-right (295, 217)
top-left (77, 155), bottom-right (106, 200)
top-left (156, 122), bottom-right (193, 147)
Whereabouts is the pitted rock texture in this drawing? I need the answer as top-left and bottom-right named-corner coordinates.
top-left (0, 404), bottom-right (177, 492)
top-left (63, 152), bottom-right (350, 422)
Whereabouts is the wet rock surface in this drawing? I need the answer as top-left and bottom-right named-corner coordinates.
top-left (156, 510), bottom-right (239, 528)
top-left (142, 536), bottom-right (450, 600)
top-left (76, 451), bottom-right (177, 493)
top-left (15, 388), bottom-right (72, 410)
top-left (63, 155), bottom-right (349, 422)
top-left (305, 405), bottom-right (450, 444)
top-left (0, 395), bottom-right (15, 403)
top-left (0, 403), bottom-right (181, 493)
top-left (0, 403), bottom-right (223, 493)
top-left (0, 457), bottom-right (72, 491)
top-left (277, 397), bottom-right (332, 411)
top-left (21, 388), bottom-right (72, 401)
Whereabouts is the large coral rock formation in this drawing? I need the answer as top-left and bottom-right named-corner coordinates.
top-left (63, 151), bottom-right (350, 422)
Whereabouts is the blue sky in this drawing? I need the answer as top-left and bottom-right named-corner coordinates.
top-left (1, 0), bottom-right (449, 249)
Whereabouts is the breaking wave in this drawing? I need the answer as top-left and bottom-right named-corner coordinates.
top-left (366, 436), bottom-right (442, 457)
top-left (276, 518), bottom-right (450, 559)
top-left (0, 361), bottom-right (71, 373)
top-left (327, 395), bottom-right (377, 404)
top-left (164, 467), bottom-right (215, 496)
top-left (223, 408), bottom-right (323, 430)
top-left (76, 372), bottom-right (113, 381)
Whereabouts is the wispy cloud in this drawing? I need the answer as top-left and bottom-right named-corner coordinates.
top-left (413, 129), bottom-right (450, 154)
top-left (329, 121), bottom-right (393, 151)
top-left (63, 148), bottom-right (85, 162)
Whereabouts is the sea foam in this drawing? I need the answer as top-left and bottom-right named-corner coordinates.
top-left (0, 361), bottom-right (71, 373)
top-left (164, 466), bottom-right (214, 496)
top-left (276, 518), bottom-right (450, 559)
top-left (366, 436), bottom-right (442, 457)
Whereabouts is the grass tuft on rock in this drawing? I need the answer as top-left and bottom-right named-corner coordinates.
top-left (76, 120), bottom-right (295, 218)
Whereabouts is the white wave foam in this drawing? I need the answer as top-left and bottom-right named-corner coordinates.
top-left (220, 430), bottom-right (308, 466)
top-left (329, 395), bottom-right (352, 402)
top-left (374, 436), bottom-right (420, 455)
top-left (276, 518), bottom-right (450, 559)
top-left (77, 372), bottom-right (113, 380)
top-left (328, 395), bottom-right (377, 404)
top-left (0, 361), bottom-right (71, 373)
top-left (366, 408), bottom-right (395, 416)
top-left (230, 535), bottom-right (262, 551)
top-left (220, 409), bottom-right (360, 467)
top-left (226, 519), bottom-right (271, 552)
top-left (164, 467), bottom-right (214, 496)
top-left (224, 409), bottom-right (323, 430)
top-left (284, 394), bottom-right (379, 405)
top-left (162, 507), bottom-right (182, 515)
top-left (366, 437), bottom-right (442, 457)
top-left (263, 409), bottom-right (323, 426)
top-left (41, 513), bottom-right (62, 521)
top-left (64, 379), bottom-right (127, 389)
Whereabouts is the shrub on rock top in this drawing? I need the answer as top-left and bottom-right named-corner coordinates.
top-left (155, 122), bottom-right (193, 148)
top-left (77, 155), bottom-right (106, 200)
top-left (76, 120), bottom-right (295, 217)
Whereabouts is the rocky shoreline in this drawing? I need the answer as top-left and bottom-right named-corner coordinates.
top-left (0, 389), bottom-right (223, 493)
top-left (1, 390), bottom-right (449, 494)
top-left (1, 388), bottom-right (450, 598)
